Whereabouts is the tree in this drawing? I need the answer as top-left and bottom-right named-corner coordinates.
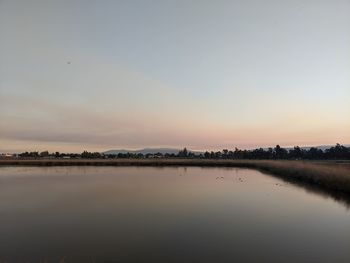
top-left (178, 148), bottom-right (188, 158)
top-left (289, 146), bottom-right (303, 159)
top-left (306, 147), bottom-right (323, 159)
top-left (222, 149), bottom-right (228, 158)
top-left (274, 145), bottom-right (288, 159)
top-left (40, 151), bottom-right (49, 157)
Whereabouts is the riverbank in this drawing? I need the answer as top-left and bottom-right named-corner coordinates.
top-left (1, 159), bottom-right (350, 194)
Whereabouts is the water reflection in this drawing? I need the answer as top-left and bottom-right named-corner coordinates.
top-left (261, 170), bottom-right (350, 209)
top-left (0, 166), bottom-right (349, 263)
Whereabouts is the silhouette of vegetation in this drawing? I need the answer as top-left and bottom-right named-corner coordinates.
top-left (81, 151), bottom-right (102, 159)
top-left (8, 144), bottom-right (350, 160)
top-left (203, 144), bottom-right (350, 160)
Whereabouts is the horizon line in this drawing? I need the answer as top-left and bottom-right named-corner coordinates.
top-left (1, 143), bottom-right (349, 154)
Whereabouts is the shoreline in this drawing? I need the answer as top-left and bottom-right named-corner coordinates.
top-left (1, 159), bottom-right (350, 195)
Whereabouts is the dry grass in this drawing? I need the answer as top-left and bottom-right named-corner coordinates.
top-left (1, 159), bottom-right (350, 193)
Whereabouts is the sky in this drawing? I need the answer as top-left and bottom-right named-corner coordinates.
top-left (1, 0), bottom-right (349, 153)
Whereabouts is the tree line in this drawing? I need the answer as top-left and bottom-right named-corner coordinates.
top-left (201, 144), bottom-right (350, 160)
top-left (16, 144), bottom-right (350, 160)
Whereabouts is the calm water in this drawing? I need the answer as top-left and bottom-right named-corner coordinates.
top-left (0, 166), bottom-right (349, 263)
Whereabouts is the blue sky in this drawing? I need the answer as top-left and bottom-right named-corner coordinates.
top-left (1, 0), bottom-right (349, 152)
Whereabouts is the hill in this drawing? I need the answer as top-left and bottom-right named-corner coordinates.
top-left (104, 148), bottom-right (183, 155)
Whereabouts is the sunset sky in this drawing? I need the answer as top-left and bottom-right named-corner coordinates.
top-left (1, 0), bottom-right (349, 153)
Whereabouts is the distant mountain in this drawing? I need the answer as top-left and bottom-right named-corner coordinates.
top-left (104, 148), bottom-right (184, 155)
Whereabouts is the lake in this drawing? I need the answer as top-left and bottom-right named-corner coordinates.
top-left (0, 166), bottom-right (349, 263)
